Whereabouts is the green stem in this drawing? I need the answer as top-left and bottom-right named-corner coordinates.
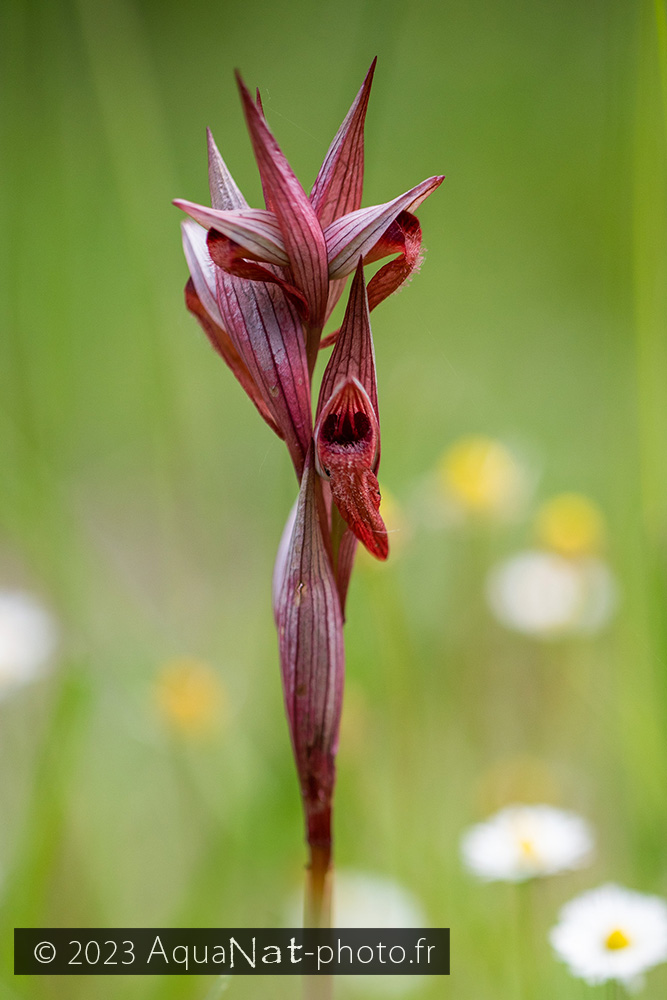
top-left (607, 980), bottom-right (621, 1000)
top-left (513, 881), bottom-right (537, 1000)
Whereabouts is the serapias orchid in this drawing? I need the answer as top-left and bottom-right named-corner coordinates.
top-left (175, 61), bottom-right (442, 926)
top-left (175, 61), bottom-right (442, 380)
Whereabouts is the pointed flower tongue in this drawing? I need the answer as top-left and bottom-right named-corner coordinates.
top-left (273, 449), bottom-right (345, 847)
top-left (236, 73), bottom-right (329, 342)
top-left (315, 262), bottom-right (388, 560)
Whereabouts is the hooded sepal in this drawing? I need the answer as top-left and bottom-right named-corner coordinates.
top-left (176, 193), bottom-right (309, 313)
top-left (236, 72), bottom-right (329, 346)
top-left (310, 58), bottom-right (377, 323)
top-left (317, 260), bottom-right (379, 428)
top-left (315, 261), bottom-right (387, 559)
top-left (184, 276), bottom-right (283, 438)
top-left (181, 220), bottom-right (283, 436)
top-left (214, 264), bottom-right (312, 478)
top-left (315, 379), bottom-right (388, 561)
top-left (178, 140), bottom-right (313, 478)
top-left (274, 448), bottom-right (345, 850)
top-left (310, 58), bottom-right (376, 229)
top-left (207, 127), bottom-right (245, 211)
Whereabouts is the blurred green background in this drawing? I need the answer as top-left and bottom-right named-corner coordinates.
top-left (1, 0), bottom-right (667, 996)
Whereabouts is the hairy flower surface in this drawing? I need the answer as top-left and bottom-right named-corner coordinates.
top-left (461, 804), bottom-right (594, 882)
top-left (550, 884), bottom-right (667, 989)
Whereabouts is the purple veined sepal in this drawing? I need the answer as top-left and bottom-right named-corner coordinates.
top-left (177, 174), bottom-right (442, 305)
top-left (324, 174), bottom-right (444, 280)
top-left (174, 196), bottom-right (310, 319)
top-left (181, 220), bottom-right (283, 437)
top-left (273, 447), bottom-right (345, 856)
top-left (314, 261), bottom-right (389, 562)
top-left (179, 132), bottom-right (313, 479)
top-left (174, 200), bottom-right (289, 264)
top-left (318, 209), bottom-right (426, 352)
top-left (176, 69), bottom-right (442, 378)
top-left (236, 72), bottom-right (330, 365)
top-left (311, 57), bottom-right (376, 322)
top-left (310, 59), bottom-right (376, 227)
top-left (276, 480), bottom-right (359, 623)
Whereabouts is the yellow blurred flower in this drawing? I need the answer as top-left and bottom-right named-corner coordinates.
top-left (536, 493), bottom-right (606, 557)
top-left (438, 435), bottom-right (525, 519)
top-left (153, 657), bottom-right (226, 739)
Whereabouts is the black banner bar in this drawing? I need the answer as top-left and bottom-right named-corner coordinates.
top-left (14, 928), bottom-right (450, 976)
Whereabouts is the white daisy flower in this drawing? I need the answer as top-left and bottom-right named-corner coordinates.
top-left (332, 870), bottom-right (426, 931)
top-left (461, 804), bottom-right (594, 882)
top-left (550, 884), bottom-right (667, 989)
top-left (486, 550), bottom-right (617, 638)
top-left (0, 590), bottom-right (58, 698)
top-left (333, 871), bottom-right (426, 997)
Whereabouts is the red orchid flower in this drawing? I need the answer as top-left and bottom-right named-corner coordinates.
top-left (175, 61), bottom-right (443, 375)
top-left (315, 260), bottom-right (388, 562)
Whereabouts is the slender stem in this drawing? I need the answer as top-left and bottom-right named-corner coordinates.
top-left (304, 843), bottom-right (334, 1000)
top-left (513, 881), bottom-right (537, 1000)
top-left (606, 980), bottom-right (620, 1000)
top-left (305, 844), bottom-right (332, 928)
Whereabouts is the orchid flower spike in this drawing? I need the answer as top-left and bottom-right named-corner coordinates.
top-left (175, 61), bottom-right (443, 925)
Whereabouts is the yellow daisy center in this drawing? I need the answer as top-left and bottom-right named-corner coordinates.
top-left (518, 837), bottom-right (538, 861)
top-left (605, 928), bottom-right (631, 951)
